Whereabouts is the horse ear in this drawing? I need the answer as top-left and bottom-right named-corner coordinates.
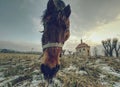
top-left (63, 5), bottom-right (71, 18)
top-left (47, 0), bottom-right (56, 12)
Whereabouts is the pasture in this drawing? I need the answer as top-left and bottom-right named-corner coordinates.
top-left (0, 53), bottom-right (120, 87)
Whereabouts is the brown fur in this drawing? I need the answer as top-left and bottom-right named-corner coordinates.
top-left (41, 47), bottom-right (62, 68)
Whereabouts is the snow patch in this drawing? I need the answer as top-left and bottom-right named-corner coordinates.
top-left (64, 65), bottom-right (77, 71)
top-left (95, 59), bottom-right (102, 64)
top-left (30, 80), bottom-right (40, 87)
top-left (101, 65), bottom-right (120, 77)
top-left (76, 70), bottom-right (87, 75)
top-left (113, 82), bottom-right (120, 87)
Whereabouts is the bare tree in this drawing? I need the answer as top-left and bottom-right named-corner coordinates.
top-left (103, 49), bottom-right (108, 56)
top-left (102, 39), bottom-right (114, 57)
top-left (102, 38), bottom-right (120, 57)
top-left (113, 38), bottom-right (120, 57)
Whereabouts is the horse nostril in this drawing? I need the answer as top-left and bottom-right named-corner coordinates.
top-left (40, 64), bottom-right (60, 80)
top-left (52, 65), bottom-right (60, 74)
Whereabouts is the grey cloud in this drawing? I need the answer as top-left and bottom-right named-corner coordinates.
top-left (64, 0), bottom-right (120, 36)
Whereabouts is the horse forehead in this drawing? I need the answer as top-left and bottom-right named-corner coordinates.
top-left (45, 15), bottom-right (68, 26)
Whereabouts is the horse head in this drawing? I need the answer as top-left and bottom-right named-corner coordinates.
top-left (40, 0), bottom-right (71, 81)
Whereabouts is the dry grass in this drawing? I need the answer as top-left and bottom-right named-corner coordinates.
top-left (58, 56), bottom-right (105, 87)
top-left (0, 53), bottom-right (120, 87)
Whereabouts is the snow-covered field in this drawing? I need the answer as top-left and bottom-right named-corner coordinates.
top-left (0, 53), bottom-right (120, 87)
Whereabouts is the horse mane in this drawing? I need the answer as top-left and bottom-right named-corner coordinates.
top-left (42, 0), bottom-right (66, 23)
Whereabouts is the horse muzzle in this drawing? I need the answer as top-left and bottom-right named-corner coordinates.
top-left (40, 64), bottom-right (60, 80)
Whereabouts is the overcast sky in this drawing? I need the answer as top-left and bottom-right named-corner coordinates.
top-left (0, 0), bottom-right (120, 52)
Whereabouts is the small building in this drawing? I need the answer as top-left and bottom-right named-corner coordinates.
top-left (76, 39), bottom-right (90, 57)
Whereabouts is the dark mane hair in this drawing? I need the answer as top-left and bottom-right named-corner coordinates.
top-left (42, 0), bottom-right (66, 23)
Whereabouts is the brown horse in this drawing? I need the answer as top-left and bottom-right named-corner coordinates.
top-left (40, 0), bottom-right (71, 82)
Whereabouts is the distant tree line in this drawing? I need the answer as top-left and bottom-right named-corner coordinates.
top-left (102, 38), bottom-right (120, 57)
top-left (0, 49), bottom-right (41, 55)
top-left (0, 49), bottom-right (16, 53)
